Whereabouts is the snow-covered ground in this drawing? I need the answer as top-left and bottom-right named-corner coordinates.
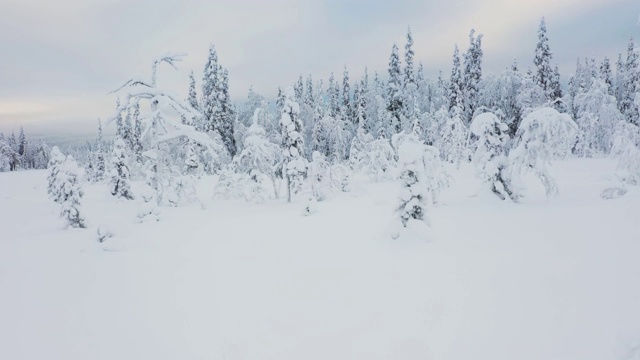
top-left (1, 158), bottom-right (639, 360)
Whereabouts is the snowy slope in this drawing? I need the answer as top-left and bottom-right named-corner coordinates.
top-left (1, 158), bottom-right (639, 360)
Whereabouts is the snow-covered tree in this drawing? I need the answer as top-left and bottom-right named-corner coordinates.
top-left (387, 44), bottom-right (404, 133)
top-left (533, 18), bottom-right (559, 103)
top-left (234, 114), bottom-right (282, 202)
top-left (610, 121), bottom-right (640, 186)
top-left (94, 120), bottom-right (106, 182)
top-left (509, 107), bottom-right (577, 197)
top-left (47, 146), bottom-right (66, 203)
top-left (393, 135), bottom-right (431, 237)
top-left (57, 156), bottom-right (86, 229)
top-left (110, 138), bottom-right (134, 200)
top-left (440, 108), bottom-right (468, 166)
top-left (573, 78), bottom-right (622, 155)
top-left (360, 136), bottom-right (396, 181)
top-left (470, 112), bottom-right (518, 201)
top-left (463, 30), bottom-right (483, 124)
top-left (306, 151), bottom-right (333, 201)
top-left (280, 86), bottom-right (306, 202)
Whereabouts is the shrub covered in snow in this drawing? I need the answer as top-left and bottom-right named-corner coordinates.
top-left (470, 112), bottom-right (519, 201)
top-left (610, 121), bottom-right (640, 186)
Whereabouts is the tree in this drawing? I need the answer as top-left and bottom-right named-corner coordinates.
top-left (404, 27), bottom-right (415, 86)
top-left (462, 30), bottom-right (483, 124)
top-left (234, 114), bottom-right (282, 202)
top-left (387, 44), bottom-right (404, 133)
top-left (342, 66), bottom-right (354, 127)
top-left (470, 112), bottom-right (518, 201)
top-left (47, 146), bottom-right (66, 203)
top-left (18, 127), bottom-right (27, 158)
top-left (280, 86), bottom-right (306, 202)
top-left (509, 107), bottom-right (577, 198)
top-left (393, 135), bottom-right (431, 237)
top-left (574, 78), bottom-right (622, 156)
top-left (449, 45), bottom-right (464, 114)
top-left (600, 57), bottom-right (614, 95)
top-left (57, 156), bottom-right (86, 229)
top-left (110, 138), bottom-right (135, 200)
top-left (533, 18), bottom-right (557, 102)
top-left (621, 38), bottom-right (639, 125)
top-left (94, 120), bottom-right (106, 182)
top-left (202, 44), bottom-right (221, 133)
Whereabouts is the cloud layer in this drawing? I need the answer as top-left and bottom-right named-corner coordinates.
top-left (0, 0), bottom-right (638, 138)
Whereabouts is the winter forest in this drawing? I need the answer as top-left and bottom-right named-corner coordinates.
top-left (2, 14), bottom-right (640, 360)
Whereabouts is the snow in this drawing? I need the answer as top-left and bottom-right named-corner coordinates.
top-left (1, 158), bottom-right (640, 360)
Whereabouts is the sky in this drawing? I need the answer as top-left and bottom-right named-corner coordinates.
top-left (0, 0), bottom-right (638, 141)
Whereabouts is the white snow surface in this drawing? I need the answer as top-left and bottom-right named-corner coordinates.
top-left (1, 158), bottom-right (640, 360)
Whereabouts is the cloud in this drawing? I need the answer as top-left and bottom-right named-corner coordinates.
top-left (0, 0), bottom-right (638, 138)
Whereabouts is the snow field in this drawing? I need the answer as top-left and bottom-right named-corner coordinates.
top-left (1, 158), bottom-right (639, 360)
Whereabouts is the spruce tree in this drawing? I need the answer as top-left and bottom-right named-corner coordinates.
top-left (218, 68), bottom-right (237, 155)
top-left (95, 120), bottom-right (106, 182)
top-left (131, 102), bottom-right (143, 163)
top-left (600, 57), bottom-right (614, 96)
top-left (109, 138), bottom-right (134, 200)
top-left (342, 66), bottom-right (353, 125)
top-left (280, 86), bottom-right (305, 202)
top-left (58, 156), bottom-right (86, 229)
top-left (202, 44), bottom-right (220, 133)
top-left (449, 45), bottom-right (464, 113)
top-left (462, 30), bottom-right (483, 123)
top-left (404, 27), bottom-right (415, 86)
top-left (387, 44), bottom-right (403, 133)
top-left (294, 75), bottom-right (304, 101)
top-left (622, 38), bottom-right (639, 125)
top-left (533, 18), bottom-right (556, 102)
top-left (18, 127), bottom-right (26, 157)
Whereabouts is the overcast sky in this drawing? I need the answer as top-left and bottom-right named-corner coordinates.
top-left (0, 0), bottom-right (638, 140)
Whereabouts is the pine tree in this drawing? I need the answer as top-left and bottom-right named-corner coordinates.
top-left (394, 135), bottom-right (430, 235)
top-left (387, 44), bottom-right (403, 133)
top-left (109, 138), bottom-right (134, 199)
top-left (342, 66), bottom-right (353, 126)
top-left (449, 45), bottom-right (464, 113)
top-left (470, 113), bottom-right (517, 201)
top-left (58, 156), bottom-right (86, 229)
top-left (305, 75), bottom-right (315, 108)
top-left (328, 73), bottom-right (340, 118)
top-left (621, 38), bottom-right (639, 125)
top-left (600, 57), bottom-right (614, 95)
top-left (187, 71), bottom-right (200, 129)
top-left (218, 68), bottom-right (237, 155)
top-left (95, 120), bottom-right (106, 182)
top-left (131, 102), bottom-right (143, 163)
top-left (533, 18), bottom-right (556, 102)
top-left (294, 75), bottom-right (304, 101)
top-left (122, 107), bottom-right (133, 148)
top-left (47, 146), bottom-right (66, 203)
top-left (615, 53), bottom-right (626, 106)
top-left (280, 86), bottom-right (306, 202)
top-left (115, 98), bottom-right (124, 138)
top-left (202, 44), bottom-right (220, 133)
top-left (404, 27), bottom-right (415, 86)
top-left (18, 127), bottom-right (26, 157)
top-left (462, 30), bottom-right (483, 123)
